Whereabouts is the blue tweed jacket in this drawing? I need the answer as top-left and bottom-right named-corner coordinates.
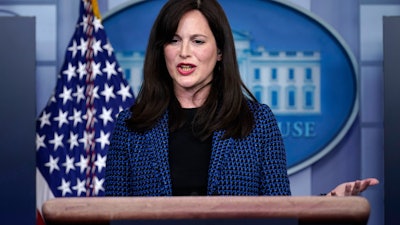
top-left (105, 101), bottom-right (291, 196)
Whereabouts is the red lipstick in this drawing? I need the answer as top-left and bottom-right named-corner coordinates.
top-left (177, 63), bottom-right (196, 75)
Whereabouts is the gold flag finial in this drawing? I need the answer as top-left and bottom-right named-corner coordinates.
top-left (91, 0), bottom-right (102, 19)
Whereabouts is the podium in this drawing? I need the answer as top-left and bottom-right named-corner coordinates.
top-left (42, 196), bottom-right (370, 225)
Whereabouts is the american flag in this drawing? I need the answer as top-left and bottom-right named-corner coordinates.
top-left (35, 0), bottom-right (134, 223)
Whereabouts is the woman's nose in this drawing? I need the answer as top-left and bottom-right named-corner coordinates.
top-left (179, 41), bottom-right (191, 58)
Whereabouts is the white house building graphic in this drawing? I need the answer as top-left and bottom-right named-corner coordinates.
top-left (115, 31), bottom-right (321, 115)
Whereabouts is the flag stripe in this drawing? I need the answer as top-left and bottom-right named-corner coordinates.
top-left (36, 168), bottom-right (54, 215)
top-left (83, 0), bottom-right (96, 197)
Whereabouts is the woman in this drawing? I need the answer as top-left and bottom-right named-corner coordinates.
top-left (105, 0), bottom-right (378, 196)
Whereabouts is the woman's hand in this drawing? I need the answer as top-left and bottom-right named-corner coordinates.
top-left (326, 178), bottom-right (379, 196)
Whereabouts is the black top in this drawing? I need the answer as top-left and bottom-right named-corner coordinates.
top-left (168, 108), bottom-right (212, 196)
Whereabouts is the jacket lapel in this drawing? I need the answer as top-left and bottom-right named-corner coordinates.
top-left (207, 130), bottom-right (233, 195)
top-left (145, 112), bottom-right (172, 195)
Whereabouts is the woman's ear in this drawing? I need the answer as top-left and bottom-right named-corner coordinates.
top-left (217, 49), bottom-right (222, 61)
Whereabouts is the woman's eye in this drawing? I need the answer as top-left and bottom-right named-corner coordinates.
top-left (169, 37), bottom-right (180, 44)
top-left (194, 40), bottom-right (205, 44)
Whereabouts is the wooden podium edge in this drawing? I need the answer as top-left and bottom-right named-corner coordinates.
top-left (42, 196), bottom-right (370, 225)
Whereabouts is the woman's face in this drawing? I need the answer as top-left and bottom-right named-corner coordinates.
top-left (164, 10), bottom-right (221, 100)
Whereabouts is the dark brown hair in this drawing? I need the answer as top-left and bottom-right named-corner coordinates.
top-left (127, 0), bottom-right (256, 140)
